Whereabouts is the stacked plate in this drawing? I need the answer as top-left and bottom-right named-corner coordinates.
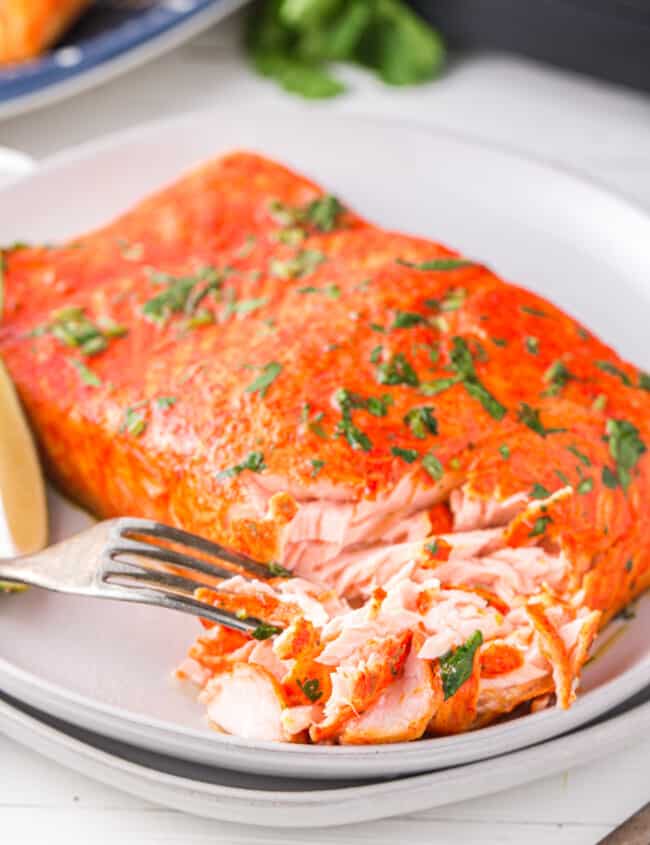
top-left (1, 110), bottom-right (650, 826)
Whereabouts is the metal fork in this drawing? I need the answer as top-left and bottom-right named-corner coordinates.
top-left (0, 517), bottom-right (286, 635)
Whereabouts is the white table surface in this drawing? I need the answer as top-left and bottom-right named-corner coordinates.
top-left (2, 10), bottom-right (650, 844)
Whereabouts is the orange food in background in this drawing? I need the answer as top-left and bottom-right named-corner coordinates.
top-left (0, 0), bottom-right (89, 64)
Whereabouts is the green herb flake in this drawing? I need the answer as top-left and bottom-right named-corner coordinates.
top-left (604, 418), bottom-right (646, 492)
top-left (525, 336), bottom-right (539, 355)
top-left (424, 540), bottom-right (440, 555)
top-left (420, 375), bottom-right (462, 396)
top-left (449, 337), bottom-right (506, 420)
top-left (71, 359), bottom-right (102, 388)
top-left (530, 483), bottom-right (550, 500)
top-left (543, 360), bottom-right (575, 396)
top-left (268, 561), bottom-right (293, 578)
top-left (245, 362), bottom-right (282, 398)
top-left (439, 630), bottom-right (483, 700)
top-left (156, 396), bottom-right (177, 409)
top-left (592, 394), bottom-right (607, 412)
top-left (440, 288), bottom-right (467, 312)
top-left (121, 407), bottom-right (147, 438)
top-left (499, 444), bottom-right (510, 460)
top-left (602, 465), bottom-right (619, 489)
top-left (625, 559), bottom-right (634, 573)
top-left (595, 360), bottom-right (632, 386)
top-left (270, 249), bottom-right (326, 279)
top-left (217, 451), bottom-right (267, 480)
top-left (577, 477), bottom-right (593, 495)
top-left (398, 257), bottom-right (473, 271)
top-left (529, 515), bottom-right (553, 537)
top-left (391, 446), bottom-right (419, 463)
top-left (517, 403), bottom-right (566, 437)
top-left (521, 305), bottom-right (548, 318)
top-left (369, 322), bottom-right (386, 333)
top-left (555, 469), bottom-right (570, 485)
top-left (422, 452), bottom-right (444, 481)
top-left (376, 352), bottom-right (420, 387)
top-left (404, 406), bottom-right (438, 439)
top-left (227, 296), bottom-right (269, 316)
top-left (370, 345), bottom-right (383, 364)
top-left (297, 677), bottom-right (323, 702)
top-left (304, 195), bottom-right (345, 232)
top-left (310, 459), bottom-right (325, 478)
top-left (638, 372), bottom-right (650, 391)
top-left (143, 266), bottom-right (223, 325)
top-left (252, 623), bottom-right (283, 641)
top-left (491, 337), bottom-right (508, 348)
top-left (392, 310), bottom-right (428, 329)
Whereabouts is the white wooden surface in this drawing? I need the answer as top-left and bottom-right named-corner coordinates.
top-left (2, 10), bottom-right (650, 844)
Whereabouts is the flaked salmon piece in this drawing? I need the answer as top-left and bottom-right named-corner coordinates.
top-left (428, 648), bottom-right (481, 736)
top-left (200, 663), bottom-right (290, 742)
top-left (309, 631), bottom-right (412, 743)
top-left (340, 637), bottom-right (438, 744)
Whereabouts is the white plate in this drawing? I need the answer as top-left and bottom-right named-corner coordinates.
top-left (2, 685), bottom-right (650, 827)
top-left (1, 109), bottom-right (650, 780)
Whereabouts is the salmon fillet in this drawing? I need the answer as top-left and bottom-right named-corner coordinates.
top-left (2, 151), bottom-right (650, 744)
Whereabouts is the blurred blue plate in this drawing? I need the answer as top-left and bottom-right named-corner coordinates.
top-left (0, 0), bottom-right (247, 120)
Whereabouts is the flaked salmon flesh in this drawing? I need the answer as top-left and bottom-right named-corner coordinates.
top-left (2, 152), bottom-right (650, 744)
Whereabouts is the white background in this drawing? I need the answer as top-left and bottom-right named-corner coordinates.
top-left (2, 9), bottom-right (650, 844)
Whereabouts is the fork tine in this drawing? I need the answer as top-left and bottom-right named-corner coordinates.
top-left (113, 518), bottom-right (277, 580)
top-left (104, 580), bottom-right (264, 634)
top-left (109, 537), bottom-right (237, 581)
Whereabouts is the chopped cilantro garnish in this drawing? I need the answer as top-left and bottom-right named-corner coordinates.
top-left (269, 195), bottom-right (345, 232)
top-left (517, 403), bottom-right (566, 437)
top-left (601, 465), bottom-right (619, 489)
top-left (252, 622), bottom-right (282, 640)
top-left (499, 444), bottom-right (510, 459)
top-left (567, 445), bottom-right (590, 466)
top-left (555, 469), bottom-right (570, 485)
top-left (310, 459), bottom-right (325, 478)
top-left (449, 337), bottom-right (506, 420)
top-left (48, 306), bottom-right (110, 356)
top-left (369, 322), bottom-right (386, 333)
top-left (424, 540), bottom-right (440, 555)
top-left (226, 296), bottom-right (269, 316)
top-left (156, 396), bottom-right (177, 409)
top-left (525, 336), bottom-right (539, 355)
top-left (376, 352), bottom-right (419, 387)
top-left (392, 311), bottom-right (428, 329)
top-left (592, 394), bottom-right (607, 412)
top-left (391, 446), bottom-right (419, 463)
top-left (217, 451), bottom-right (267, 480)
top-left (491, 337), bottom-right (508, 348)
top-left (422, 452), bottom-right (444, 480)
top-left (638, 372), bottom-right (650, 391)
top-left (543, 360), bottom-right (575, 396)
top-left (520, 305), bottom-right (547, 317)
top-left (268, 561), bottom-right (292, 578)
top-left (595, 360), bottom-right (632, 386)
top-left (297, 677), bottom-right (323, 702)
top-left (121, 407), bottom-right (147, 438)
top-left (530, 483), bottom-right (550, 499)
top-left (440, 288), bottom-right (467, 312)
top-left (625, 559), bottom-right (634, 573)
top-left (305, 195), bottom-right (345, 231)
top-left (370, 345), bottom-right (383, 364)
top-left (404, 406), bottom-right (438, 439)
top-left (439, 630), bottom-right (483, 700)
top-left (143, 266), bottom-right (223, 324)
top-left (420, 375), bottom-right (462, 396)
top-left (245, 362), bottom-right (282, 398)
top-left (529, 515), bottom-right (552, 537)
top-left (270, 249), bottom-right (325, 279)
top-left (398, 257), bottom-right (473, 271)
top-left (577, 477), bottom-right (593, 495)
top-left (603, 418), bottom-right (646, 492)
top-left (70, 359), bottom-right (102, 387)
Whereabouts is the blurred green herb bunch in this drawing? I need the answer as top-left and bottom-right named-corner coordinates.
top-left (246, 0), bottom-right (446, 98)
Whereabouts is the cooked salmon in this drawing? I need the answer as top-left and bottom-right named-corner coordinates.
top-left (2, 151), bottom-right (649, 744)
